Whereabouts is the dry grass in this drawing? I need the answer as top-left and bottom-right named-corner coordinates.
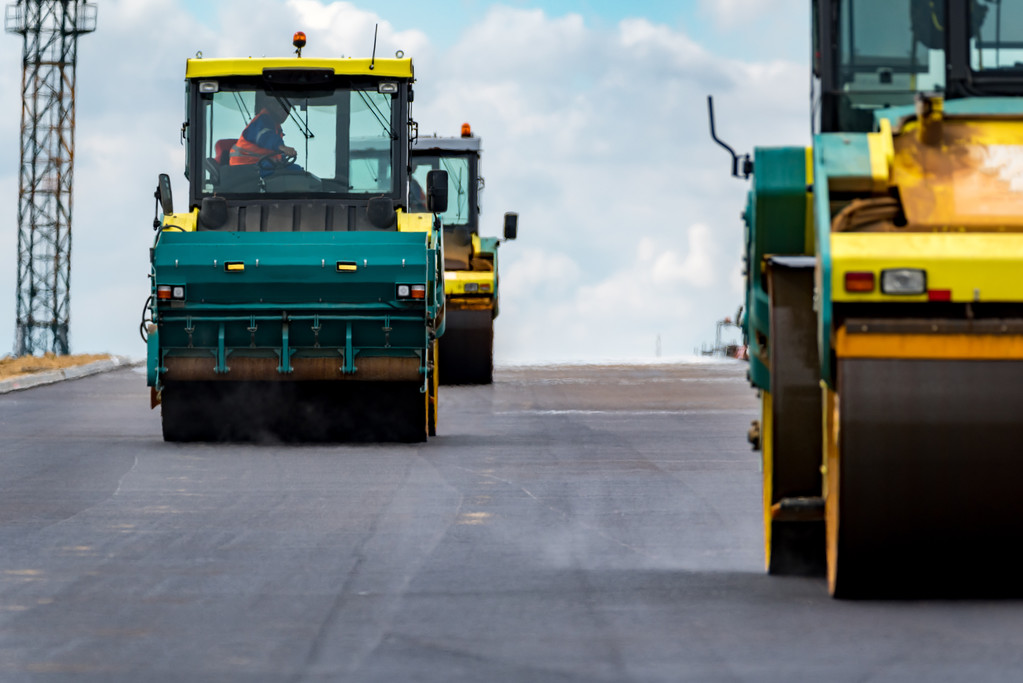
top-left (0, 352), bottom-right (112, 381)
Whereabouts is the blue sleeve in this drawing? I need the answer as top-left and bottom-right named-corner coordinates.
top-left (242, 113), bottom-right (284, 151)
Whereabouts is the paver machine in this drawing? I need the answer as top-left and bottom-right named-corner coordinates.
top-left (412, 124), bottom-right (517, 384)
top-left (142, 34), bottom-right (448, 442)
top-left (715, 0), bottom-right (1023, 597)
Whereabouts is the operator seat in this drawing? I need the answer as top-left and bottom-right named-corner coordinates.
top-left (203, 139), bottom-right (239, 188)
top-left (214, 138), bottom-right (235, 165)
top-left (208, 137), bottom-right (260, 194)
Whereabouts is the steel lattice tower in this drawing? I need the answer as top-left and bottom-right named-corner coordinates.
top-left (5, 0), bottom-right (95, 356)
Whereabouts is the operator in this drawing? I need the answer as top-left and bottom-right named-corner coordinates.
top-left (229, 95), bottom-right (301, 176)
top-left (409, 175), bottom-right (428, 212)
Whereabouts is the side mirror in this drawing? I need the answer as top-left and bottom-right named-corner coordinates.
top-left (503, 212), bottom-right (518, 240)
top-left (426, 170), bottom-right (448, 214)
top-left (156, 173), bottom-right (173, 215)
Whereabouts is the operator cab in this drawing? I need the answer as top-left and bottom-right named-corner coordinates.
top-left (411, 134), bottom-right (482, 270)
top-left (185, 68), bottom-right (412, 232)
top-left (816, 0), bottom-right (1023, 132)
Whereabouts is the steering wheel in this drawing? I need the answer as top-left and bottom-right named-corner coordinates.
top-left (257, 150), bottom-right (298, 172)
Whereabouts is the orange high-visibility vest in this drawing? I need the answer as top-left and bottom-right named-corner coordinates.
top-left (229, 110), bottom-right (282, 166)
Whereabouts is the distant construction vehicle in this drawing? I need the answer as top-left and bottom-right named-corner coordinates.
top-left (698, 313), bottom-right (744, 359)
top-left (713, 0), bottom-right (1023, 597)
top-left (143, 34), bottom-right (447, 442)
top-left (412, 124), bottom-right (517, 384)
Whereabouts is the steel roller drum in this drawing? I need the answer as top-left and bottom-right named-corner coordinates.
top-left (438, 309), bottom-right (494, 385)
top-left (830, 357), bottom-right (1023, 598)
top-left (161, 380), bottom-right (428, 443)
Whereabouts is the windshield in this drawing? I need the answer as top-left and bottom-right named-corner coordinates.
top-left (410, 154), bottom-right (475, 229)
top-left (826, 1), bottom-right (1023, 131)
top-left (971, 1), bottom-right (1023, 72)
top-left (833, 0), bottom-right (946, 130)
top-left (196, 83), bottom-right (399, 197)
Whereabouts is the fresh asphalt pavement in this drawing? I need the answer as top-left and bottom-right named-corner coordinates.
top-left (1, 363), bottom-right (1021, 682)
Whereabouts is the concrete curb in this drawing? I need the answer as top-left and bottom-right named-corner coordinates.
top-left (0, 356), bottom-right (140, 395)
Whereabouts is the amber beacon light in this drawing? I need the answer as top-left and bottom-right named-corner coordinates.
top-left (293, 31), bottom-right (307, 57)
top-left (461, 122), bottom-right (472, 138)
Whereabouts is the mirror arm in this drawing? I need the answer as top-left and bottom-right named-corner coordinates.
top-left (707, 95), bottom-right (753, 179)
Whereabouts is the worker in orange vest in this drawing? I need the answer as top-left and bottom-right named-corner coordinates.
top-left (229, 95), bottom-right (300, 176)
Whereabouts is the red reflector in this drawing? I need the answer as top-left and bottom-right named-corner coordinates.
top-left (928, 289), bottom-right (952, 302)
top-left (844, 271), bottom-right (875, 293)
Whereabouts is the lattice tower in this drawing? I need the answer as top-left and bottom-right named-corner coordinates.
top-left (5, 0), bottom-right (95, 355)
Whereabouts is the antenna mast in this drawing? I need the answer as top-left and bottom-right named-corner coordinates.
top-left (5, 0), bottom-right (96, 355)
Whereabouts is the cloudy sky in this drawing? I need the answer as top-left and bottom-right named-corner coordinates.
top-left (0, 0), bottom-right (810, 363)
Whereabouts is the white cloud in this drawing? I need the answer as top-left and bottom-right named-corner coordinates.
top-left (501, 247), bottom-right (582, 297)
top-left (286, 0), bottom-right (430, 62)
top-left (699, 0), bottom-right (782, 29)
top-left (413, 8), bottom-right (807, 361)
top-left (649, 226), bottom-right (718, 288)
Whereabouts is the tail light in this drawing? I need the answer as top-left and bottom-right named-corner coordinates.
top-left (156, 285), bottom-right (185, 301)
top-left (397, 284), bottom-right (426, 300)
top-left (844, 271), bottom-right (875, 293)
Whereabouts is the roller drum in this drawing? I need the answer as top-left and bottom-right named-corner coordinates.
top-left (161, 380), bottom-right (427, 443)
top-left (830, 358), bottom-right (1023, 598)
top-left (438, 308), bottom-right (494, 385)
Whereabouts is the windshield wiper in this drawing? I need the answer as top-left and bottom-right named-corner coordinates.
top-left (441, 159), bottom-right (466, 222)
top-left (233, 91), bottom-right (251, 123)
top-left (276, 95), bottom-right (314, 140)
top-left (356, 90), bottom-right (397, 139)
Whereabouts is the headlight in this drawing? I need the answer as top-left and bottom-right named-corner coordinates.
top-left (880, 268), bottom-right (926, 295)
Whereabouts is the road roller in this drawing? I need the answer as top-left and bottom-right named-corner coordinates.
top-left (412, 125), bottom-right (517, 384)
top-left (715, 0), bottom-right (1023, 597)
top-left (142, 34), bottom-right (447, 442)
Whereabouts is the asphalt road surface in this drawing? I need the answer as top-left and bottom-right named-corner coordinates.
top-left (1, 363), bottom-right (1022, 682)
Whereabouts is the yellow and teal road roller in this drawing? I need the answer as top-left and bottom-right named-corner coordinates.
top-left (714, 0), bottom-right (1023, 597)
top-left (142, 34), bottom-right (447, 442)
top-left (412, 124), bottom-right (517, 384)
